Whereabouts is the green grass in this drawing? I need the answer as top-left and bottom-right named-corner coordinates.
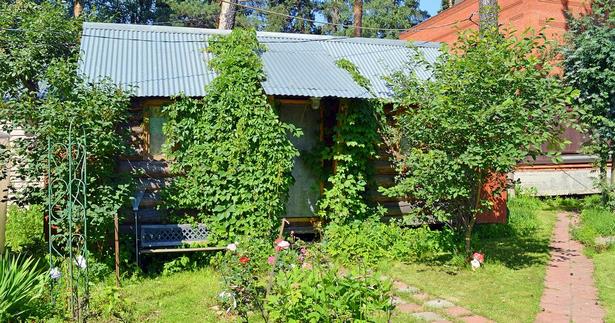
top-left (593, 249), bottom-right (615, 323)
top-left (381, 197), bottom-right (557, 323)
top-left (90, 195), bottom-right (557, 323)
top-left (570, 201), bottom-right (615, 322)
top-left (91, 267), bottom-right (416, 323)
top-left (92, 268), bottom-right (223, 322)
top-left (572, 206), bottom-right (615, 251)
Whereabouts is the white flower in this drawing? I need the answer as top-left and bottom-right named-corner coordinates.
top-left (218, 291), bottom-right (236, 312)
top-left (218, 291), bottom-right (231, 300)
top-left (75, 255), bottom-right (87, 269)
top-left (49, 267), bottom-right (61, 280)
top-left (471, 258), bottom-right (481, 271)
top-left (226, 243), bottom-right (237, 252)
top-left (276, 240), bottom-right (290, 250)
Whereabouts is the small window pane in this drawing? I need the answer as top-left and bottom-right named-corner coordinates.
top-left (149, 107), bottom-right (166, 155)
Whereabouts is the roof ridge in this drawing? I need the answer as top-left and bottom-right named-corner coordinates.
top-left (82, 22), bottom-right (440, 48)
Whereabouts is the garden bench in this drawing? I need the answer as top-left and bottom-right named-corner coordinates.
top-left (132, 191), bottom-right (225, 266)
top-left (138, 224), bottom-right (226, 254)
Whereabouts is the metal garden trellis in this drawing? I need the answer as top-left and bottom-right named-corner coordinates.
top-left (47, 121), bottom-right (89, 322)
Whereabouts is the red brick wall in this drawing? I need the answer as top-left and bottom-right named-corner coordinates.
top-left (401, 0), bottom-right (591, 45)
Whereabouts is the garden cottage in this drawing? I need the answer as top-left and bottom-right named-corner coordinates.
top-left (79, 22), bottom-right (505, 231)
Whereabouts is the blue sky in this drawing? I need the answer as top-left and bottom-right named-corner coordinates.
top-left (420, 1), bottom-right (442, 16)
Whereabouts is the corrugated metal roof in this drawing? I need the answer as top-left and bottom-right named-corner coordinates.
top-left (79, 22), bottom-right (441, 99)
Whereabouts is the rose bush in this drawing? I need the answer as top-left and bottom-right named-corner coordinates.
top-left (216, 236), bottom-right (394, 322)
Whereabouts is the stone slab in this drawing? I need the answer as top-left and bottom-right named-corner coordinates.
top-left (412, 312), bottom-right (445, 321)
top-left (425, 299), bottom-right (455, 309)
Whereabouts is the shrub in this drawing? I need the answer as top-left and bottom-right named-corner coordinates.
top-left (475, 195), bottom-right (542, 239)
top-left (0, 253), bottom-right (46, 321)
top-left (5, 205), bottom-right (44, 256)
top-left (266, 265), bottom-right (393, 322)
top-left (217, 237), bottom-right (394, 322)
top-left (382, 27), bottom-right (577, 256)
top-left (323, 218), bottom-right (455, 266)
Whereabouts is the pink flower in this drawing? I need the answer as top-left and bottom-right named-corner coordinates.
top-left (268, 256), bottom-right (276, 265)
top-left (226, 243), bottom-right (237, 252)
top-left (277, 240), bottom-right (290, 250)
top-left (300, 247), bottom-right (307, 255)
top-left (472, 252), bottom-right (484, 263)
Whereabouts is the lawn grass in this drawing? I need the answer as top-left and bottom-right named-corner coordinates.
top-left (90, 196), bottom-right (556, 322)
top-left (593, 249), bottom-right (615, 323)
top-left (101, 268), bottom-right (223, 322)
top-left (382, 197), bottom-right (557, 323)
top-left (570, 202), bottom-right (615, 322)
top-left (95, 266), bottom-right (416, 323)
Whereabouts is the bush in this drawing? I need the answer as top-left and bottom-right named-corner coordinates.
top-left (0, 253), bottom-right (47, 321)
top-left (216, 237), bottom-right (394, 322)
top-left (266, 265), bottom-right (393, 322)
top-left (162, 29), bottom-right (299, 242)
top-left (5, 205), bottom-right (44, 256)
top-left (323, 218), bottom-right (455, 266)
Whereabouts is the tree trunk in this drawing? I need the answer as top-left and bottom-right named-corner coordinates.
top-left (331, 3), bottom-right (340, 33)
top-left (0, 137), bottom-right (8, 255)
top-left (353, 0), bottom-right (363, 37)
top-left (218, 0), bottom-right (238, 30)
top-left (610, 151), bottom-right (614, 187)
top-left (73, 0), bottom-right (83, 18)
top-left (465, 174), bottom-right (484, 256)
top-left (479, 0), bottom-right (498, 33)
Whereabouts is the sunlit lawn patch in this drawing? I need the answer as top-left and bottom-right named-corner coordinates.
top-left (382, 202), bottom-right (557, 323)
top-left (593, 249), bottom-right (615, 323)
top-left (118, 268), bottom-right (222, 322)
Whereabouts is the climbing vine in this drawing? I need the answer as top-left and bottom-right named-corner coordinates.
top-left (317, 60), bottom-right (384, 224)
top-left (162, 29), bottom-right (300, 242)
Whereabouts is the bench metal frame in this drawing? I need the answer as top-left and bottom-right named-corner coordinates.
top-left (132, 191), bottom-right (224, 267)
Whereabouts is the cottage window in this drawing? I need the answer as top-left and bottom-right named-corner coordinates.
top-left (146, 106), bottom-right (167, 157)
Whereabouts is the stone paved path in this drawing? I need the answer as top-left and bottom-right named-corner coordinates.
top-left (535, 212), bottom-right (605, 323)
top-left (391, 280), bottom-right (494, 323)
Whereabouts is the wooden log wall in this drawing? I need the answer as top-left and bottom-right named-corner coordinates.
top-left (118, 97), bottom-right (415, 232)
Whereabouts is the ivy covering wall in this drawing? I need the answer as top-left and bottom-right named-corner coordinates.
top-left (162, 29), bottom-right (300, 242)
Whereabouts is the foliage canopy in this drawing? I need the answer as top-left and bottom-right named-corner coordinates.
top-left (384, 28), bottom-right (578, 253)
top-left (0, 0), bottom-right (131, 257)
top-left (563, 0), bottom-right (615, 206)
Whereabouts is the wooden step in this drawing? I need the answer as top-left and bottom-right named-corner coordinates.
top-left (366, 189), bottom-right (402, 203)
top-left (373, 174), bottom-right (395, 188)
top-left (380, 201), bottom-right (413, 217)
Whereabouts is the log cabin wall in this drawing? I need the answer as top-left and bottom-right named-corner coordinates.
top-left (118, 98), bottom-right (174, 225)
top-left (118, 97), bottom-right (500, 231)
